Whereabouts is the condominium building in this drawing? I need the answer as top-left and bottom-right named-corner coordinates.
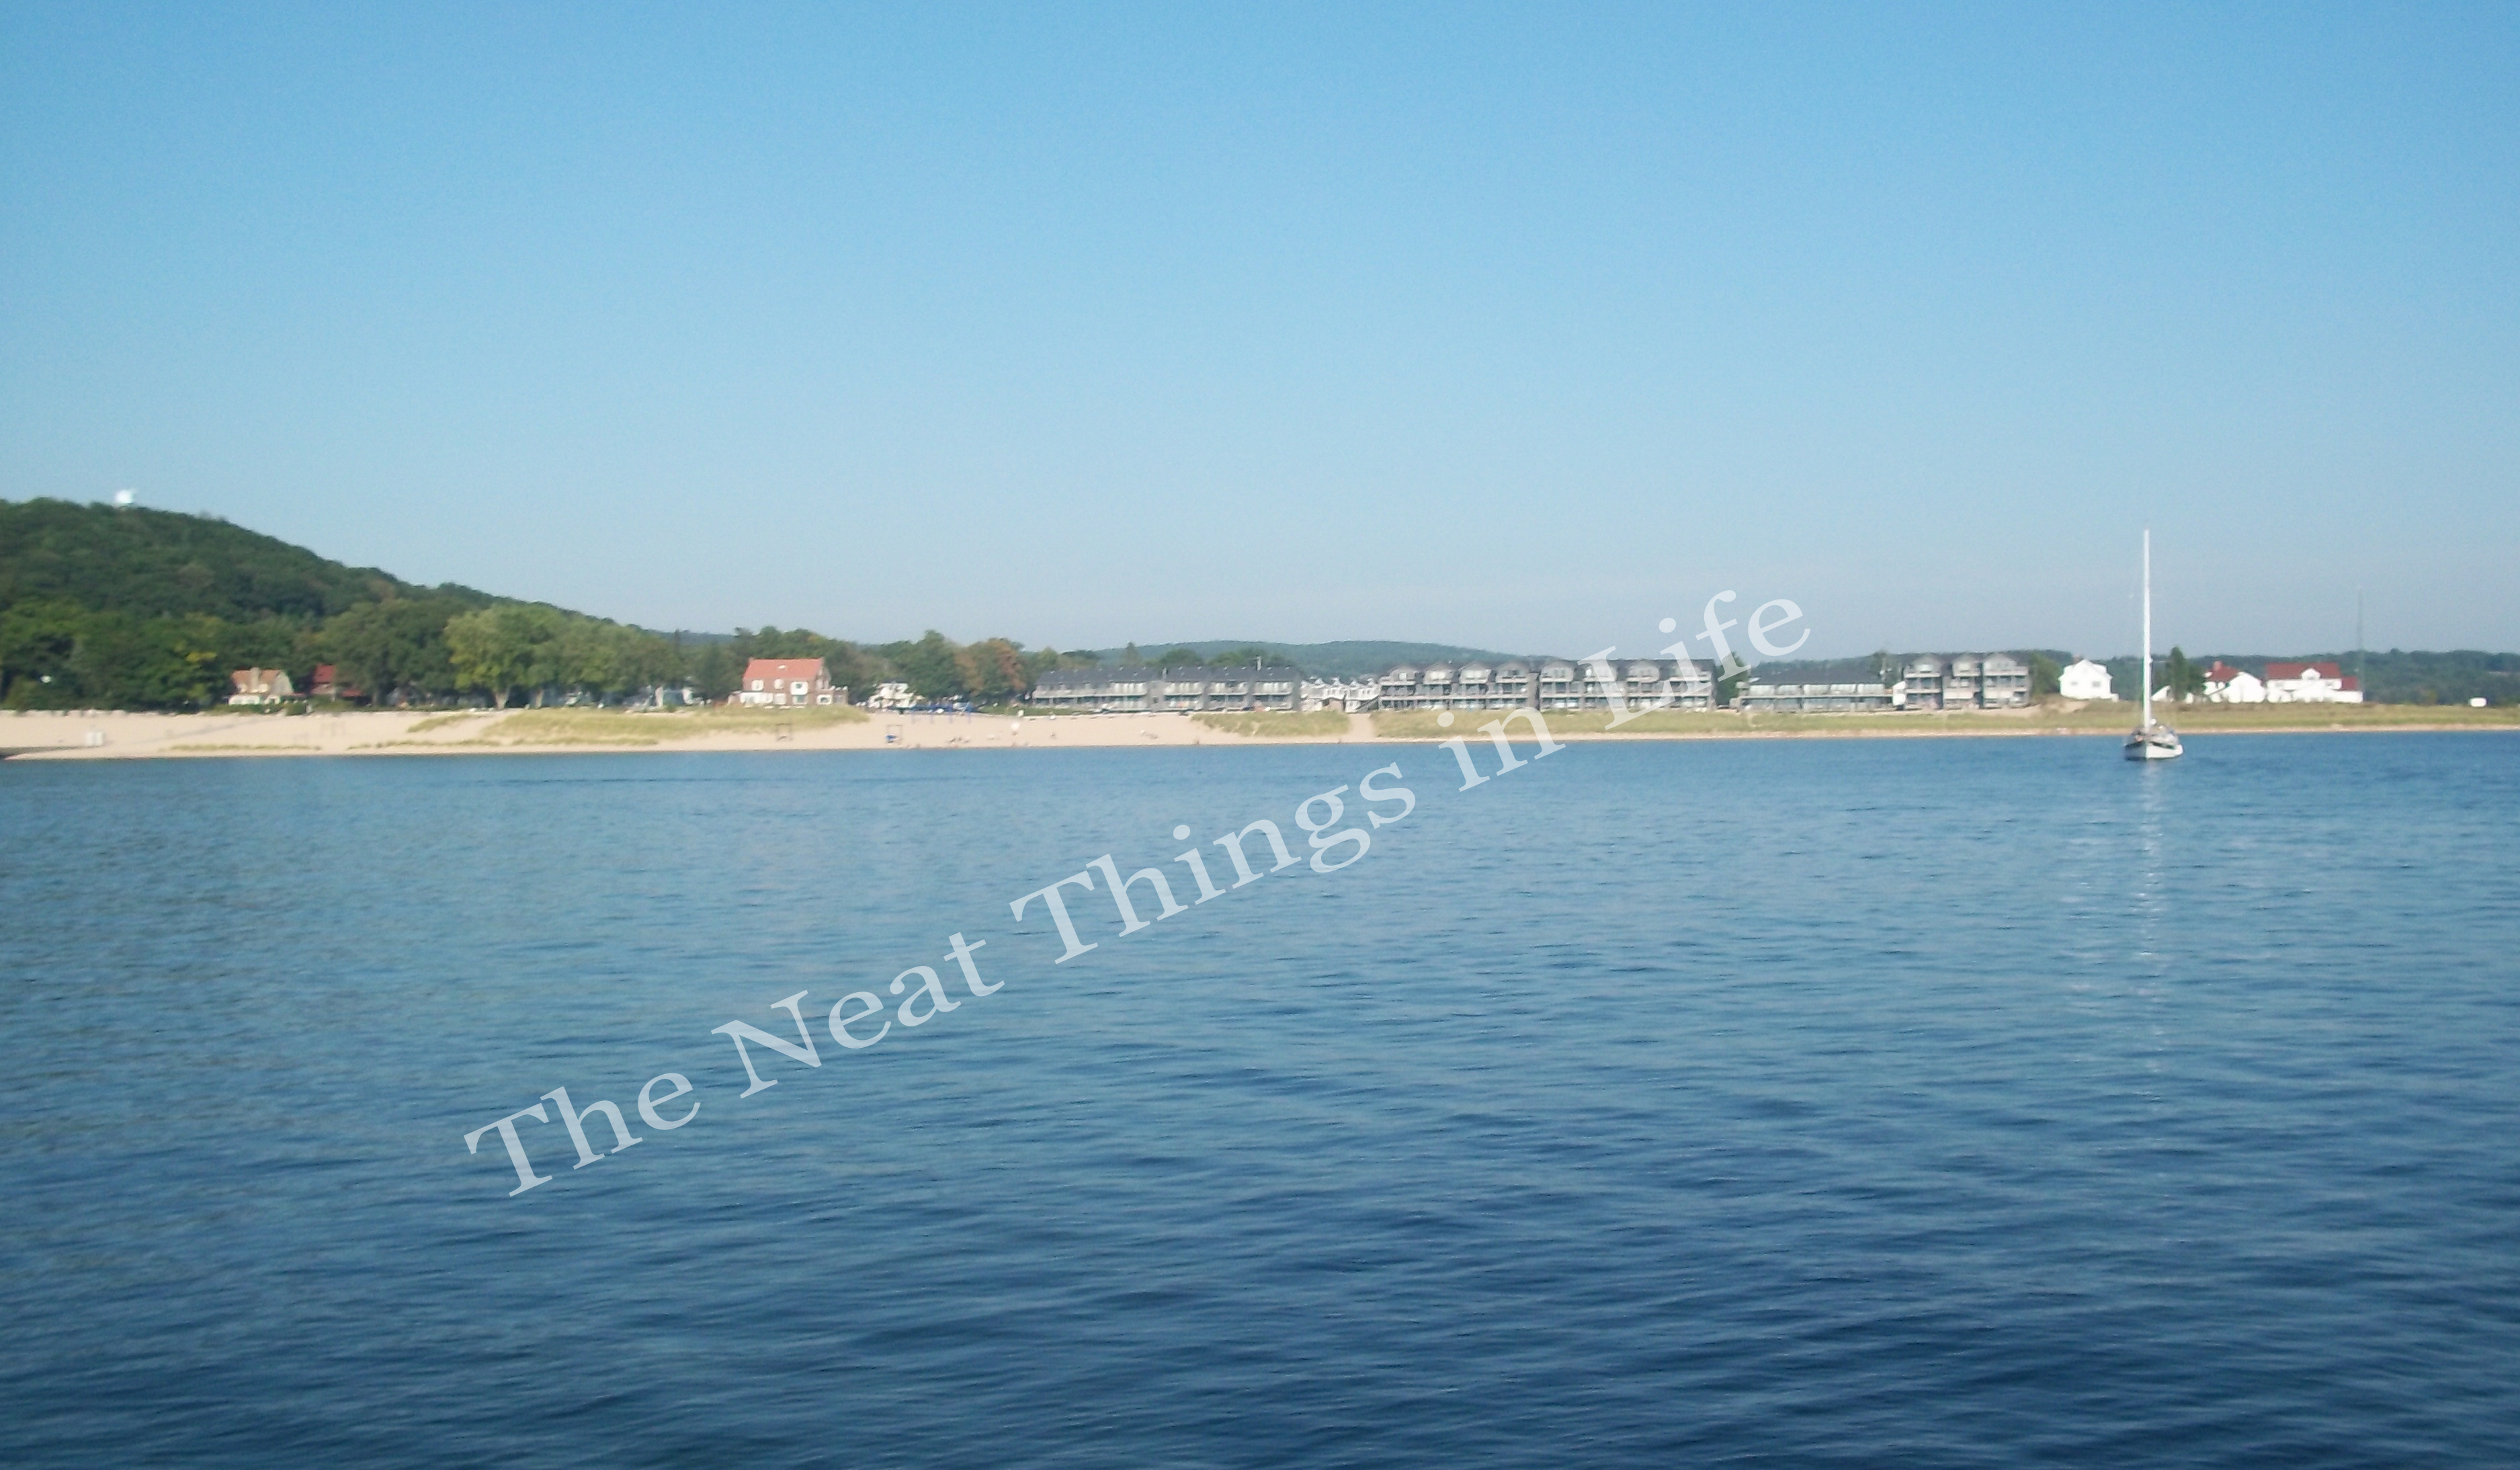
top-left (1902, 656), bottom-right (1946, 709)
top-left (1897, 653), bottom-right (2029, 710)
top-left (1978, 653), bottom-right (2031, 707)
top-left (1742, 678), bottom-right (1894, 712)
top-left (1029, 665), bottom-right (1302, 712)
top-left (1378, 659), bottom-right (1536, 710)
top-left (1378, 657), bottom-right (1714, 712)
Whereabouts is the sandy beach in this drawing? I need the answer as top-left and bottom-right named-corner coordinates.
top-left (0, 706), bottom-right (1378, 760)
top-left (4, 700), bottom-right (2513, 761)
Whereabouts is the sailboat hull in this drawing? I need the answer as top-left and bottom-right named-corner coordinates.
top-left (2124, 729), bottom-right (2183, 760)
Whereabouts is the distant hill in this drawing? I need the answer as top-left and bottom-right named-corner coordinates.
top-left (1, 498), bottom-right (536, 710)
top-left (0, 499), bottom-right (1065, 711)
top-left (0, 497), bottom-right (489, 621)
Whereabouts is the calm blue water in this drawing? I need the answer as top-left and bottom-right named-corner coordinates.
top-left (3, 733), bottom-right (2515, 1467)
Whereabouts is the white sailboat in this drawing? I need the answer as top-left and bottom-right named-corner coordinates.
top-left (2124, 529), bottom-right (2183, 762)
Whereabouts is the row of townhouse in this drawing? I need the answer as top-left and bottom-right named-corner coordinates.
top-left (2199, 660), bottom-right (2363, 704)
top-left (1897, 654), bottom-right (2033, 710)
top-left (1013, 649), bottom-right (2052, 717)
top-left (1377, 653), bottom-right (2028, 714)
top-left (1376, 657), bottom-right (1721, 713)
top-left (1027, 665), bottom-right (1304, 712)
top-left (1742, 676), bottom-right (1894, 712)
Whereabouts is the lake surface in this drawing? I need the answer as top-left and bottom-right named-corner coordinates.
top-left (3, 733), bottom-right (2515, 1467)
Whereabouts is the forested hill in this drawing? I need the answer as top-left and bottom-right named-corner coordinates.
top-left (0, 499), bottom-right (1064, 710)
top-left (2, 497), bottom-right (536, 710)
top-left (0, 497), bottom-right (483, 620)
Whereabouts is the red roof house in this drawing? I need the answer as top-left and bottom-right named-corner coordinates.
top-left (737, 657), bottom-right (842, 707)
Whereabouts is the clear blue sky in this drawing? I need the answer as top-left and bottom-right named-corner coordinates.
top-left (5, 3), bottom-right (2515, 659)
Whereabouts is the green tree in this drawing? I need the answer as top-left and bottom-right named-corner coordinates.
top-left (687, 643), bottom-right (736, 701)
top-left (959, 637), bottom-right (1030, 704)
top-left (447, 605), bottom-right (564, 707)
top-left (616, 627), bottom-right (685, 699)
top-left (2164, 647), bottom-right (2207, 700)
top-left (556, 617), bottom-right (631, 696)
top-left (65, 610), bottom-right (228, 709)
top-left (2029, 653), bottom-right (2062, 698)
top-left (0, 600), bottom-right (84, 707)
top-left (889, 630), bottom-right (968, 700)
top-left (323, 598), bottom-right (460, 705)
top-left (1158, 647), bottom-right (1201, 666)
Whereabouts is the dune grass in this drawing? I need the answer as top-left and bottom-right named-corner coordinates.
top-left (1191, 709), bottom-right (1353, 739)
top-left (405, 711), bottom-right (494, 734)
top-left (443, 705), bottom-right (870, 745)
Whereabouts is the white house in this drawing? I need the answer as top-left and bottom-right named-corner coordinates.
top-left (736, 657), bottom-right (841, 707)
top-left (1300, 678), bottom-right (1379, 712)
top-left (2203, 661), bottom-right (2267, 703)
top-left (228, 667), bottom-right (294, 706)
top-left (2264, 661), bottom-right (2363, 703)
top-left (2058, 659), bottom-right (2115, 700)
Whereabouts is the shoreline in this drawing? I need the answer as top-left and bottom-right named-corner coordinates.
top-left (4, 704), bottom-right (2514, 761)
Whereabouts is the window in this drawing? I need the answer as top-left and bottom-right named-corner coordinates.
top-left (749, 680), bottom-right (764, 691)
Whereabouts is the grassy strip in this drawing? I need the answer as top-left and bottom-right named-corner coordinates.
top-left (1191, 710), bottom-right (1353, 739)
top-left (1373, 702), bottom-right (2520, 739)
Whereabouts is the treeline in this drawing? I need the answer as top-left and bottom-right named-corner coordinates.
top-left (0, 499), bottom-right (1105, 710)
top-left (691, 626), bottom-right (1109, 706)
top-left (0, 575), bottom-right (689, 712)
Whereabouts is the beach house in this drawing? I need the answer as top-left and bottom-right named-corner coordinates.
top-left (2263, 661), bottom-right (2363, 703)
top-left (737, 657), bottom-right (842, 707)
top-left (2202, 662), bottom-right (2267, 702)
top-left (227, 668), bottom-right (294, 706)
top-left (1300, 677), bottom-right (1380, 712)
top-left (2058, 659), bottom-right (2115, 700)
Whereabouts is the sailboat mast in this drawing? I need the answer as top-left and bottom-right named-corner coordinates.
top-left (2141, 530), bottom-right (2153, 726)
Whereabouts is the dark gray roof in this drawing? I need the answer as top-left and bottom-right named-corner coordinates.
top-left (1033, 664), bottom-right (1301, 688)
